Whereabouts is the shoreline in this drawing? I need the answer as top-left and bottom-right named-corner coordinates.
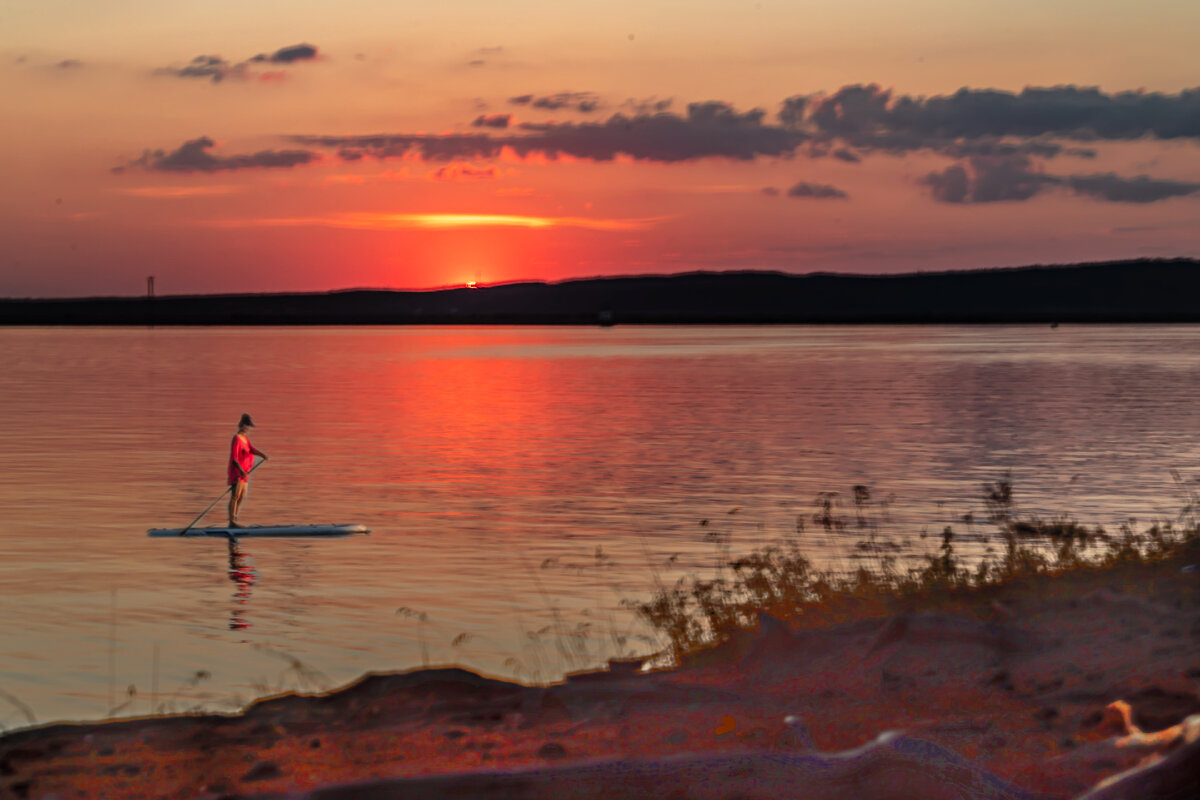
top-left (4, 259), bottom-right (1200, 326)
top-left (3, 551), bottom-right (1198, 799)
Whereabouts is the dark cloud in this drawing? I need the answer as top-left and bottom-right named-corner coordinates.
top-left (55, 59), bottom-right (84, 69)
top-left (284, 82), bottom-right (1200, 192)
top-left (157, 44), bottom-right (319, 82)
top-left (113, 136), bottom-right (320, 173)
top-left (922, 155), bottom-right (1200, 204)
top-left (786, 181), bottom-right (848, 199)
top-left (509, 92), bottom-right (601, 113)
top-left (468, 60), bottom-right (486, 67)
top-left (921, 156), bottom-right (1052, 203)
top-left (623, 97), bottom-right (673, 114)
top-left (250, 44), bottom-right (319, 64)
top-left (156, 55), bottom-right (241, 83)
top-left (779, 96), bottom-right (807, 126)
top-left (1066, 173), bottom-right (1200, 203)
top-left (472, 114), bottom-right (512, 129)
top-left (784, 84), bottom-right (1200, 154)
top-left (923, 164), bottom-right (970, 203)
top-left (292, 101), bottom-right (806, 163)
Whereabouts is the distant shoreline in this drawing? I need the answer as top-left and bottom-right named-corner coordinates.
top-left (3, 257), bottom-right (1199, 325)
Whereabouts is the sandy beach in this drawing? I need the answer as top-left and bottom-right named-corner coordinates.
top-left (2, 542), bottom-right (1198, 800)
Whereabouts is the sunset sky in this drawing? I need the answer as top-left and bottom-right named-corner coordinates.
top-left (2, 0), bottom-right (1198, 296)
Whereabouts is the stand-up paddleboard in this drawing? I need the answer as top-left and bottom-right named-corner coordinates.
top-left (148, 523), bottom-right (369, 538)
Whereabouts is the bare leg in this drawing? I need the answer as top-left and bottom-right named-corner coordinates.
top-left (228, 481), bottom-right (247, 527)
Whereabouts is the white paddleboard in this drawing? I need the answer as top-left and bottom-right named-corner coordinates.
top-left (148, 523), bottom-right (369, 538)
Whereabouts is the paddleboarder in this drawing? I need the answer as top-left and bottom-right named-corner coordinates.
top-left (228, 413), bottom-right (268, 528)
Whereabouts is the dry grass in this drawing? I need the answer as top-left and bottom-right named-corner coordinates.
top-left (636, 473), bottom-right (1200, 662)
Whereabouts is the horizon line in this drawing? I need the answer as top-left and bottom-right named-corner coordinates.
top-left (2, 257), bottom-right (1197, 302)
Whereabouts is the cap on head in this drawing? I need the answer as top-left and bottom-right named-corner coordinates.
top-left (239, 413), bottom-right (255, 428)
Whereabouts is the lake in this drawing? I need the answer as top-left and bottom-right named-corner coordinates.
top-left (2, 324), bottom-right (1198, 727)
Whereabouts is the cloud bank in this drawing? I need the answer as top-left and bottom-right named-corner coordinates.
top-left (922, 155), bottom-right (1200, 204)
top-left (113, 137), bottom-right (320, 173)
top-left (795, 84), bottom-right (1200, 142)
top-left (289, 85), bottom-right (1200, 171)
top-left (293, 101), bottom-right (804, 163)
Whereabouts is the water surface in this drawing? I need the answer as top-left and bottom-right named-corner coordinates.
top-left (2, 325), bottom-right (1198, 726)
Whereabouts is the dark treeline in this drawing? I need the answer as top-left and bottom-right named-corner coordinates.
top-left (3, 258), bottom-right (1200, 325)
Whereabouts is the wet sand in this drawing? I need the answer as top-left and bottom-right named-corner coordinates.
top-left (2, 548), bottom-right (1198, 799)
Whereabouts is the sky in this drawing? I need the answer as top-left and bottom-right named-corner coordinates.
top-left (1, 0), bottom-right (1198, 296)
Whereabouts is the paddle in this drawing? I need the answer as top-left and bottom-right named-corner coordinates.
top-left (178, 459), bottom-right (265, 536)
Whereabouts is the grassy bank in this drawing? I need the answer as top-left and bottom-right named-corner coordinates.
top-left (636, 473), bottom-right (1200, 661)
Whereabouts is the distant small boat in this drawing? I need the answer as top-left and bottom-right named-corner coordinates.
top-left (148, 523), bottom-right (370, 538)
top-left (1050, 322), bottom-right (1060, 329)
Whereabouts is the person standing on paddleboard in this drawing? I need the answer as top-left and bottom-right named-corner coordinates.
top-left (228, 413), bottom-right (268, 528)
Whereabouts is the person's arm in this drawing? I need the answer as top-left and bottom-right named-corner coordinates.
top-left (250, 446), bottom-right (268, 460)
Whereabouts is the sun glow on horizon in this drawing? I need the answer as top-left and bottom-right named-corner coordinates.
top-left (200, 213), bottom-right (664, 231)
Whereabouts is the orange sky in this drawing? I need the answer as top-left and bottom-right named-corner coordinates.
top-left (1, 0), bottom-right (1198, 296)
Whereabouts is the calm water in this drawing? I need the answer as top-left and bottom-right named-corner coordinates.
top-left (3, 324), bottom-right (1199, 727)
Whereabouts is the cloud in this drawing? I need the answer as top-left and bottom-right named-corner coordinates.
top-left (623, 97), bottom-right (673, 114)
top-left (113, 136), bottom-right (320, 173)
top-left (1065, 173), bottom-right (1200, 203)
top-left (428, 163), bottom-right (498, 181)
top-left (468, 60), bottom-right (486, 67)
top-left (922, 156), bottom-right (1054, 203)
top-left (785, 84), bottom-right (1200, 154)
top-left (761, 187), bottom-right (781, 197)
top-left (285, 83), bottom-right (1200, 183)
top-left (922, 155), bottom-right (1200, 204)
top-left (55, 59), bottom-right (84, 69)
top-left (292, 101), bottom-right (806, 164)
top-left (472, 114), bottom-right (512, 129)
top-left (249, 43), bottom-right (318, 64)
top-left (509, 92), bottom-right (601, 113)
top-left (199, 213), bottom-right (661, 231)
top-left (786, 181), bottom-right (848, 199)
top-left (156, 43), bottom-right (319, 82)
top-left (923, 163), bottom-right (970, 203)
top-left (779, 95), bottom-right (807, 126)
top-left (156, 55), bottom-right (241, 83)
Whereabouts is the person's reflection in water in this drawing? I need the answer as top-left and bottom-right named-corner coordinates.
top-left (227, 539), bottom-right (257, 631)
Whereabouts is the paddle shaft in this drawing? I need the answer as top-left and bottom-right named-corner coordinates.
top-left (179, 459), bottom-right (264, 535)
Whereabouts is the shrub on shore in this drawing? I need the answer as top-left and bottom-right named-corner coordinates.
top-left (635, 474), bottom-right (1200, 662)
